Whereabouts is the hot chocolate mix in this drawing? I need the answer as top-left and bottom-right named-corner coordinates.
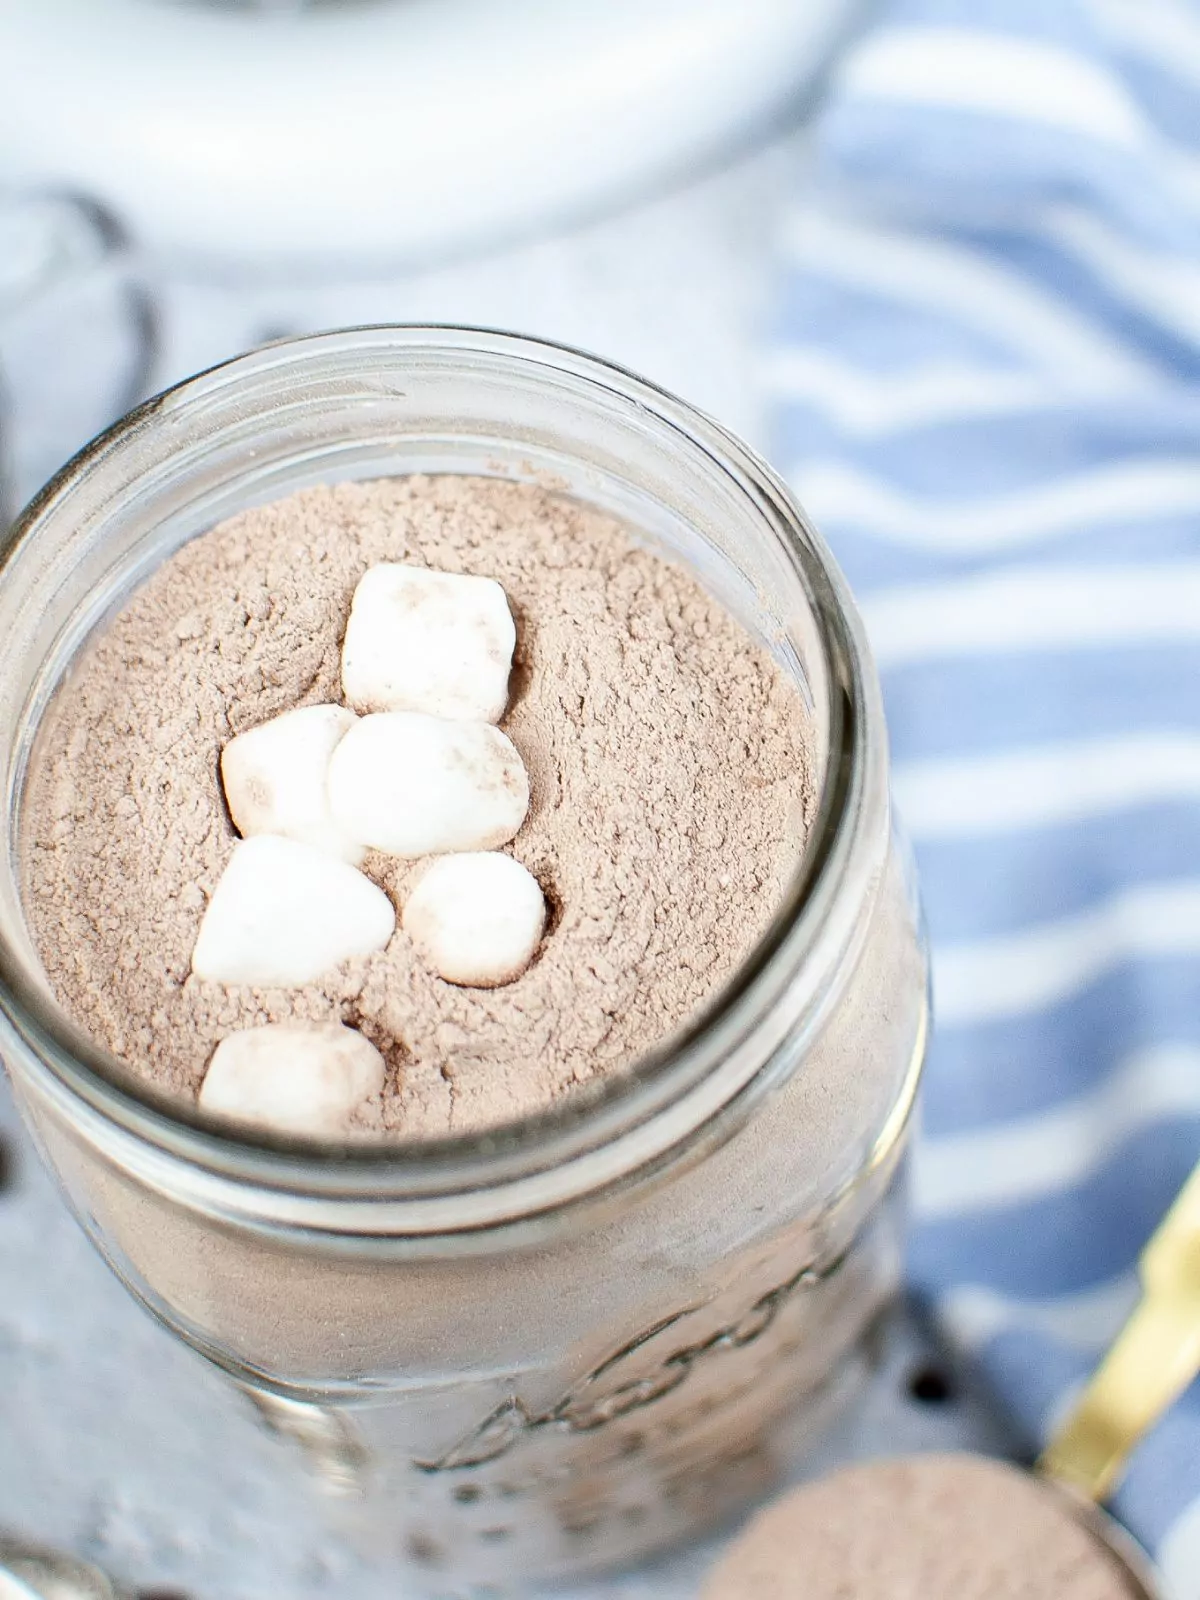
top-left (22, 475), bottom-right (815, 1136)
top-left (703, 1455), bottom-right (1142, 1600)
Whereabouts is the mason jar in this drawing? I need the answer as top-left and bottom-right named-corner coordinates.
top-left (0, 327), bottom-right (928, 1589)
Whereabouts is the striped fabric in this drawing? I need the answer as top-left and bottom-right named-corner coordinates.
top-left (770, 0), bottom-right (1200, 1590)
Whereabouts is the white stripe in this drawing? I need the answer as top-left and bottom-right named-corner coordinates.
top-left (863, 562), bottom-right (1200, 666)
top-left (1071, 0), bottom-right (1200, 222)
top-left (793, 458), bottom-right (1200, 552)
top-left (1159, 1494), bottom-right (1200, 1600)
top-left (894, 733), bottom-right (1200, 839)
top-left (1087, 0), bottom-right (1200, 89)
top-left (937, 1273), bottom-right (1139, 1355)
top-left (935, 883), bottom-right (1200, 1027)
top-left (1164, 147), bottom-right (1200, 213)
top-left (1045, 205), bottom-right (1200, 345)
top-left (915, 1043), bottom-right (1200, 1212)
top-left (838, 25), bottom-right (1149, 148)
top-left (781, 208), bottom-right (1158, 387)
top-left (760, 350), bottom-right (1055, 436)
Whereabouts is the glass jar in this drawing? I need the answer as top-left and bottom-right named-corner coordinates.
top-left (0, 327), bottom-right (927, 1588)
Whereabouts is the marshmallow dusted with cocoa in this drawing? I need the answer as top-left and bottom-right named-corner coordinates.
top-left (328, 711), bottom-right (529, 858)
top-left (403, 852), bottom-right (546, 987)
top-left (220, 703), bottom-right (363, 864)
top-left (341, 562), bottom-right (516, 722)
top-left (199, 1022), bottom-right (385, 1139)
top-left (191, 835), bottom-right (395, 986)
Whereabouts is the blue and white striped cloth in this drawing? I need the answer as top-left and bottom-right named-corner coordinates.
top-left (769, 0), bottom-right (1200, 1590)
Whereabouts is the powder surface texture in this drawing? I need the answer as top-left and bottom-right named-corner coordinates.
top-left (23, 476), bottom-right (813, 1136)
top-left (702, 1454), bottom-right (1142, 1600)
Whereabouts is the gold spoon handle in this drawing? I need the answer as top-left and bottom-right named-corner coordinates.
top-left (1039, 1161), bottom-right (1200, 1503)
top-left (1040, 1296), bottom-right (1200, 1500)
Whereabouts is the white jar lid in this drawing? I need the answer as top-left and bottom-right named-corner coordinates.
top-left (0, 0), bottom-right (853, 270)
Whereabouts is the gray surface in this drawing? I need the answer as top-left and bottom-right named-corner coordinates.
top-left (0, 135), bottom-right (1012, 1599)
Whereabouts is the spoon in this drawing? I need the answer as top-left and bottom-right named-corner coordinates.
top-left (1032, 1155), bottom-right (1200, 1596)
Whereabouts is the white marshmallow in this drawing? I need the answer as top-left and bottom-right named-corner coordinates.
top-left (199, 1022), bottom-right (385, 1139)
top-left (220, 703), bottom-right (364, 864)
top-left (191, 835), bottom-right (395, 986)
top-left (340, 562), bottom-right (516, 722)
top-left (327, 712), bottom-right (529, 858)
top-left (403, 852), bottom-right (546, 988)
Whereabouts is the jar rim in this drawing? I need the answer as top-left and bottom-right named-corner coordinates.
top-left (0, 325), bottom-right (885, 1223)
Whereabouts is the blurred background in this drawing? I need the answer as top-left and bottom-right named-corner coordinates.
top-left (0, 0), bottom-right (857, 506)
top-left (6, 1), bottom-right (1200, 1597)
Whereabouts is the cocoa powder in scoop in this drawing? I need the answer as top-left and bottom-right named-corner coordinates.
top-left (703, 1455), bottom-right (1142, 1600)
top-left (22, 476), bottom-right (815, 1136)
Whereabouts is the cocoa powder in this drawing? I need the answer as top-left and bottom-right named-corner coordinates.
top-left (22, 476), bottom-right (815, 1136)
top-left (703, 1455), bottom-right (1141, 1600)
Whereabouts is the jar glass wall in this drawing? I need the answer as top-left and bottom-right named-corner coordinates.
top-left (0, 328), bottom-right (927, 1586)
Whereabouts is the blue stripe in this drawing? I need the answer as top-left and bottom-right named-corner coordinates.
top-left (963, 1330), bottom-right (1090, 1449)
top-left (876, 648), bottom-right (1200, 759)
top-left (790, 397), bottom-right (1200, 489)
top-left (872, 0), bottom-right (1097, 40)
top-left (802, 514), bottom-right (1200, 589)
top-left (1115, 56), bottom-right (1200, 151)
top-left (924, 972), bottom-right (1200, 1134)
top-left (822, 108), bottom-right (1171, 241)
top-left (777, 274), bottom-right (1019, 367)
top-left (1112, 1396), bottom-right (1200, 1548)
top-left (916, 805), bottom-right (1200, 938)
top-left (961, 229), bottom-right (1200, 376)
top-left (911, 1122), bottom-right (1200, 1294)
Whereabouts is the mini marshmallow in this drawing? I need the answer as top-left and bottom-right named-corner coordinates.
top-left (199, 1022), bottom-right (385, 1139)
top-left (340, 562), bottom-right (516, 722)
top-left (191, 835), bottom-right (394, 986)
top-left (403, 852), bottom-right (546, 988)
top-left (328, 712), bottom-right (529, 858)
top-left (220, 703), bottom-right (364, 864)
